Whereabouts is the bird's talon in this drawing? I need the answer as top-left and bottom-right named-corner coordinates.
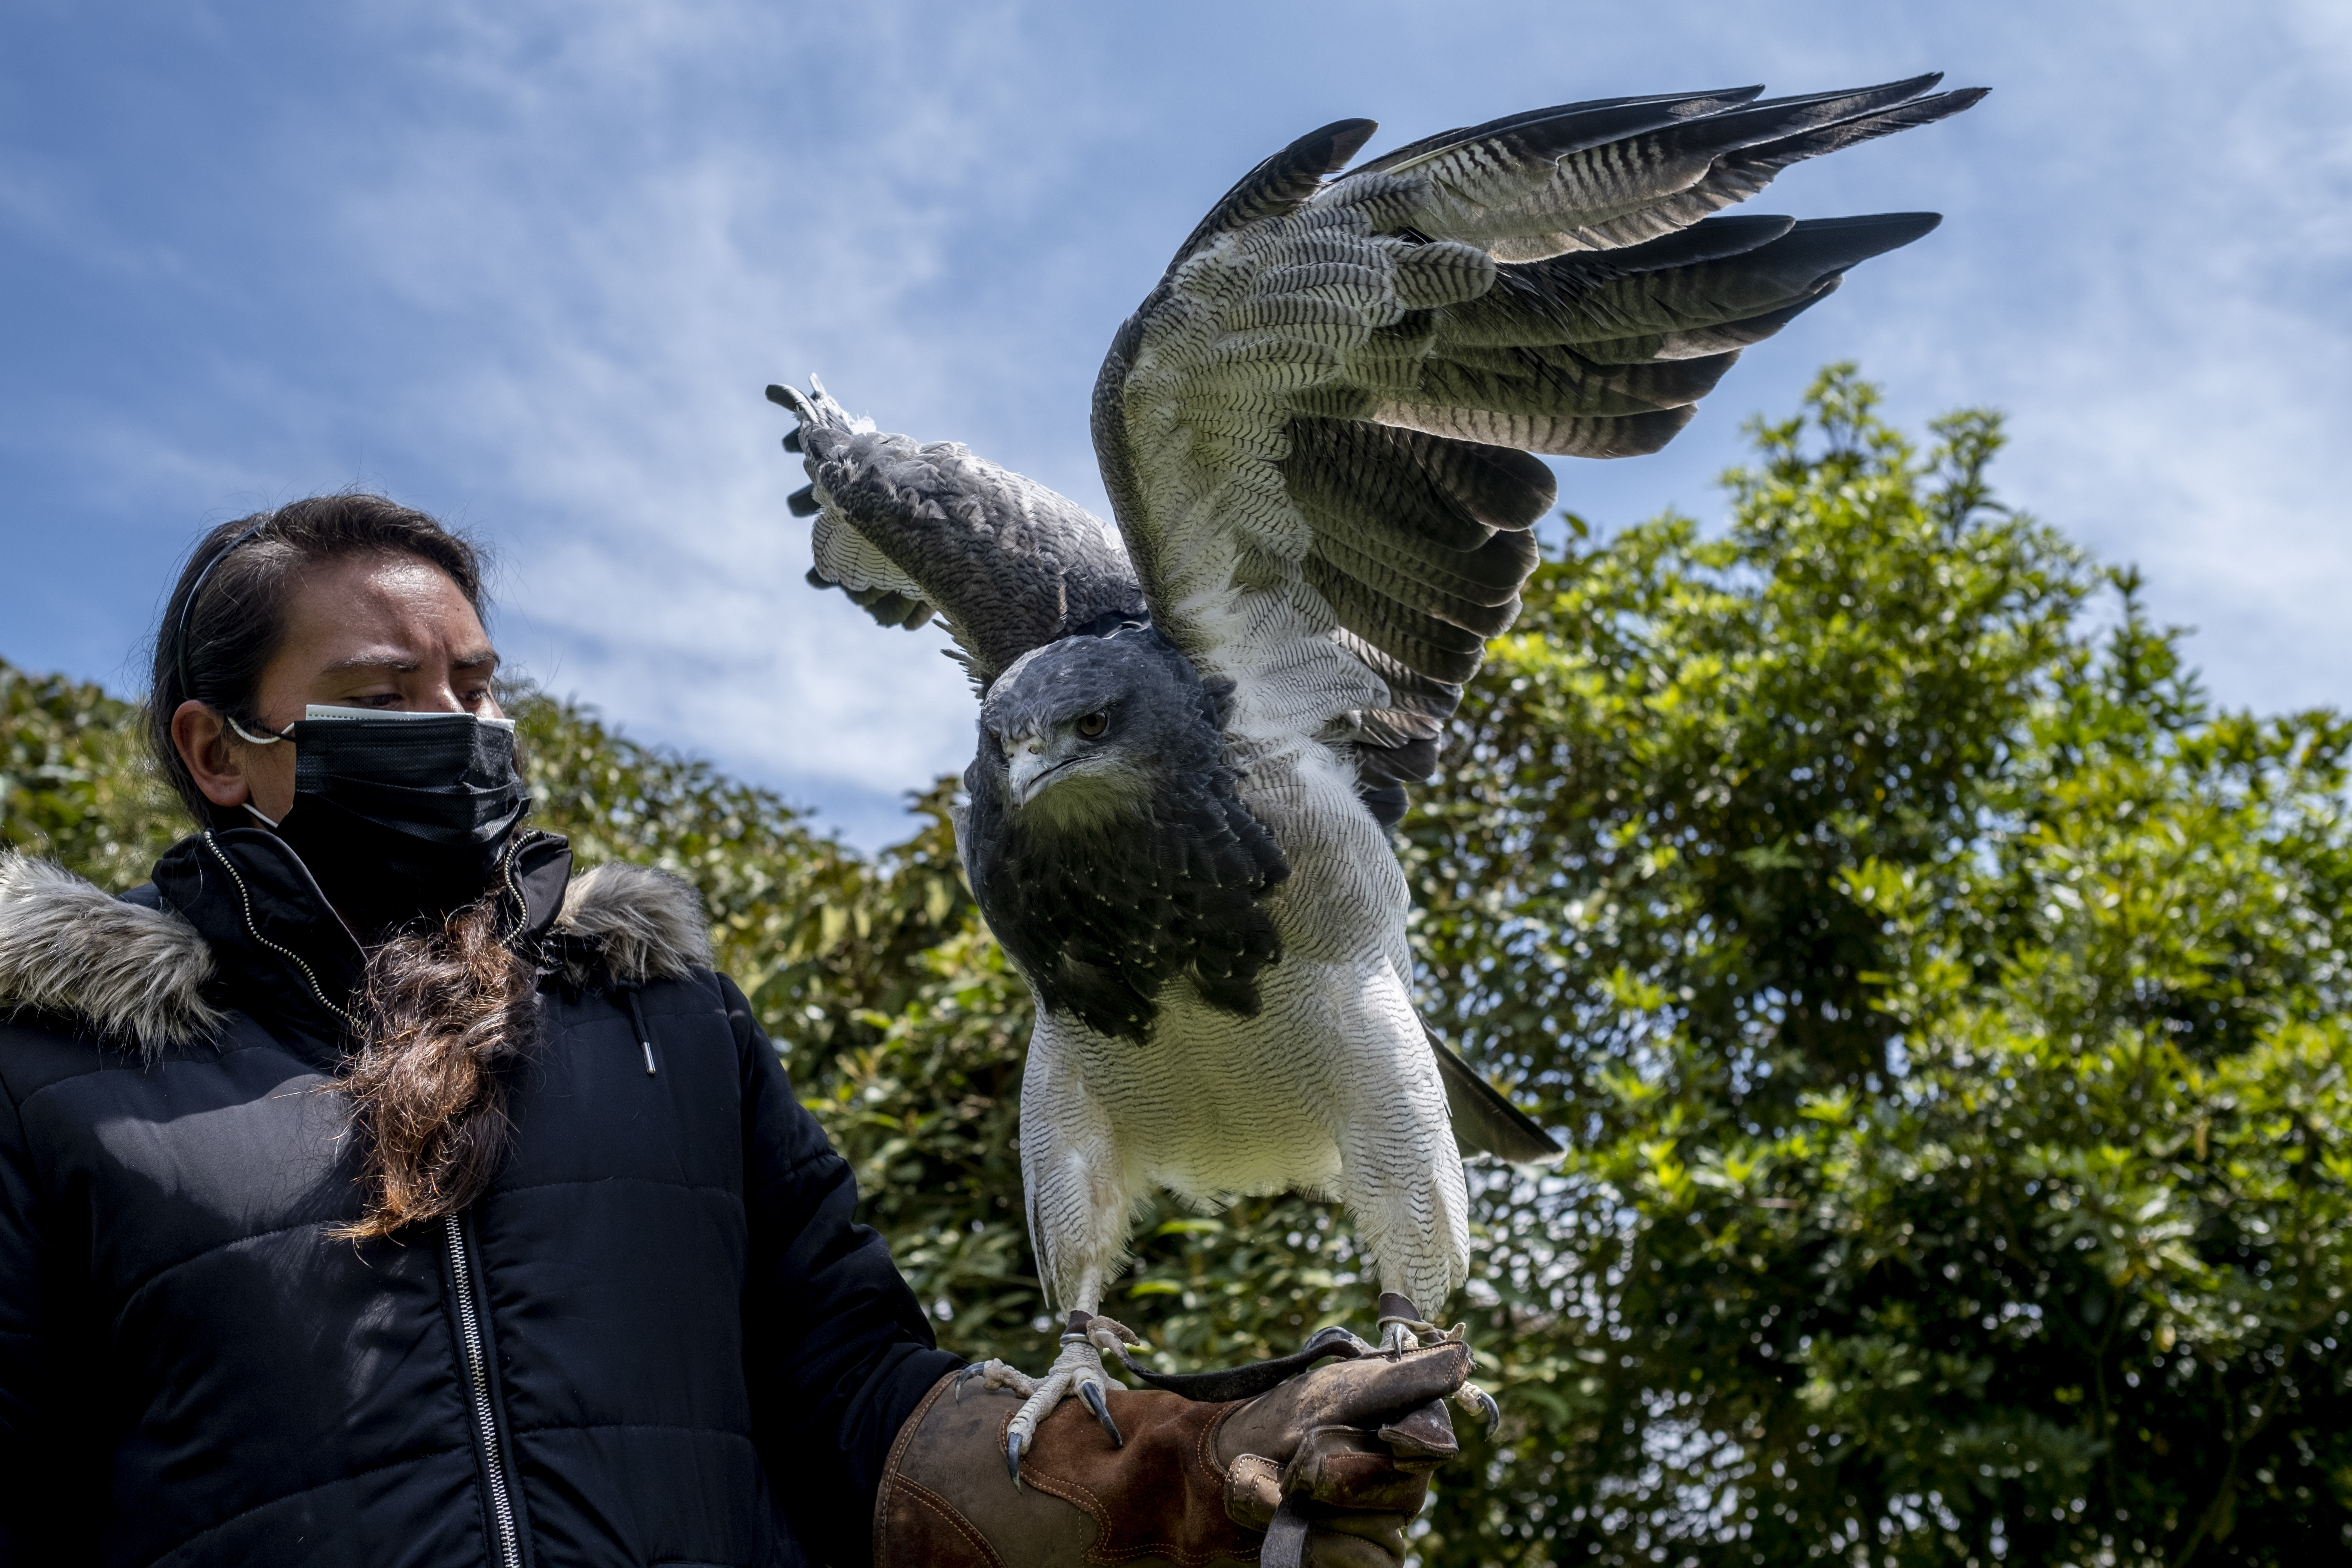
top-left (1301, 1323), bottom-right (1378, 1358)
top-left (1079, 1380), bottom-right (1123, 1446)
top-left (997, 1333), bottom-right (1124, 1480)
top-left (956, 1358), bottom-right (1039, 1402)
top-left (1005, 1429), bottom-right (1024, 1488)
top-left (1458, 1380), bottom-right (1502, 1438)
top-left (1086, 1315), bottom-right (1148, 1356)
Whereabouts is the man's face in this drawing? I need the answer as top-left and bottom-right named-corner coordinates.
top-left (175, 552), bottom-right (502, 822)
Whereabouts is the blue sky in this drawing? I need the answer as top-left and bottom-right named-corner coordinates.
top-left (5, 1), bottom-right (2348, 848)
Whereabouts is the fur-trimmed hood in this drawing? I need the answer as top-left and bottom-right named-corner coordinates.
top-left (545, 862), bottom-right (715, 992)
top-left (0, 848), bottom-right (712, 1055)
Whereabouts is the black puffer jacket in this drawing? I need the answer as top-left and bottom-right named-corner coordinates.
top-left (0, 828), bottom-right (960, 1568)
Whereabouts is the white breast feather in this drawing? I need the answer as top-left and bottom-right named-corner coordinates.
top-left (1015, 740), bottom-right (1465, 1315)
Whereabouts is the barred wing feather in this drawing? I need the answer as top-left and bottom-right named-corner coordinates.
top-left (1092, 77), bottom-right (1980, 792)
top-left (1329, 74), bottom-right (1984, 259)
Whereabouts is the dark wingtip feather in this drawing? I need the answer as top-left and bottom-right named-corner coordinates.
top-left (1458, 210), bottom-right (1945, 368)
top-left (1754, 84), bottom-right (1989, 166)
top-left (1587, 404), bottom-right (1698, 458)
top-left (1361, 782), bottom-right (1408, 828)
top-left (1788, 210), bottom-right (1945, 259)
top-left (1741, 70), bottom-right (1944, 113)
top-left (1582, 211), bottom-right (1799, 275)
top-left (787, 484), bottom-right (821, 518)
top-left (1354, 85), bottom-right (1769, 178)
top-left (1168, 117), bottom-right (1381, 269)
top-left (1459, 442), bottom-right (1557, 529)
top-left (1306, 117), bottom-right (1382, 173)
top-left (804, 566), bottom-right (936, 635)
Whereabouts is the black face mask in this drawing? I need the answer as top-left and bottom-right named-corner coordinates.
top-left (238, 706), bottom-right (532, 933)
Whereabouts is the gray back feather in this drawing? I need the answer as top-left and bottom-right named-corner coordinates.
top-left (771, 382), bottom-right (1144, 689)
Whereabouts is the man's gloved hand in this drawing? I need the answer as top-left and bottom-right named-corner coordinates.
top-left (874, 1339), bottom-right (1470, 1568)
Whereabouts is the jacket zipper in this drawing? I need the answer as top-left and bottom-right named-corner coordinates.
top-left (444, 1214), bottom-right (524, 1568)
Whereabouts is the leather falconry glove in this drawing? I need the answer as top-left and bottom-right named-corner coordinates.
top-left (874, 1337), bottom-right (1470, 1568)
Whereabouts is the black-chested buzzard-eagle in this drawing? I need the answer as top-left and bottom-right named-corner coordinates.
top-left (766, 71), bottom-right (1985, 1479)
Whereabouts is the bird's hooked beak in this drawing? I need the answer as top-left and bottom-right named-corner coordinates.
top-left (1006, 733), bottom-right (1069, 807)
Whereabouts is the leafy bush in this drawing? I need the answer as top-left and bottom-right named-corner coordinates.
top-left (1, 664), bottom-right (181, 889)
top-left (6, 368), bottom-right (2345, 1565)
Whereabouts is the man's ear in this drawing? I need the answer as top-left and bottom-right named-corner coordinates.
top-left (170, 700), bottom-right (251, 808)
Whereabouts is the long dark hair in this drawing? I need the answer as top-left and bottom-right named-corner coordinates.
top-left (148, 493), bottom-right (535, 1239)
top-left (333, 901), bottom-right (541, 1239)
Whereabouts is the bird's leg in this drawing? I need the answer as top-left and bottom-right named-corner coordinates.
top-left (1375, 1291), bottom-right (1501, 1437)
top-left (982, 1048), bottom-right (1155, 1482)
top-left (976, 1306), bottom-right (1148, 1487)
top-left (1375, 1291), bottom-right (1434, 1355)
top-left (953, 1306), bottom-right (1143, 1410)
top-left (956, 1260), bottom-right (1149, 1485)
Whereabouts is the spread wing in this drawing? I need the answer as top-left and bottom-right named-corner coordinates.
top-left (768, 380), bottom-right (1144, 691)
top-left (1092, 75), bottom-right (1983, 803)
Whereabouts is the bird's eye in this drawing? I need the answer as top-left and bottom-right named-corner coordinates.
top-left (1074, 711), bottom-right (1109, 738)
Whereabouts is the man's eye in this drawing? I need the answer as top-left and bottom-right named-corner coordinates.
top-left (1075, 712), bottom-right (1109, 738)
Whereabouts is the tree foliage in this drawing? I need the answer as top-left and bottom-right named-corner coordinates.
top-left (5, 368), bottom-right (2346, 1565)
top-left (1399, 370), bottom-right (2352, 1566)
top-left (1, 664), bottom-right (181, 890)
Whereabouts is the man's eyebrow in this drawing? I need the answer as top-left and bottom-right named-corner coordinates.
top-left (315, 648), bottom-right (501, 676)
top-left (318, 654), bottom-right (423, 677)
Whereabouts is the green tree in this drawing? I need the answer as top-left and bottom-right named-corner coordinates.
top-left (1, 664), bottom-right (181, 888)
top-left (1396, 368), bottom-right (2352, 1566)
top-left (6, 367), bottom-right (2346, 1565)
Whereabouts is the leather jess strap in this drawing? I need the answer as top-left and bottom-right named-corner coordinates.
top-left (1261, 1498), bottom-right (1312, 1568)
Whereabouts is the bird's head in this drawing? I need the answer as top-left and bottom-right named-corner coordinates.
top-left (977, 627), bottom-right (1220, 828)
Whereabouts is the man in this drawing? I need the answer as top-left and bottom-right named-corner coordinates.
top-left (0, 493), bottom-right (1467, 1566)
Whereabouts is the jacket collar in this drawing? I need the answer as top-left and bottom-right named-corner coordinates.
top-left (151, 828), bottom-right (371, 1048)
top-left (0, 827), bottom-right (726, 1063)
top-left (139, 827), bottom-right (573, 1053)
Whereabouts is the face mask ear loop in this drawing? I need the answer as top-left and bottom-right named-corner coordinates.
top-left (224, 712), bottom-right (289, 829)
top-left (226, 716), bottom-right (289, 746)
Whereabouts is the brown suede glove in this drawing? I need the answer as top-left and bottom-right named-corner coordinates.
top-left (873, 1340), bottom-right (1468, 1568)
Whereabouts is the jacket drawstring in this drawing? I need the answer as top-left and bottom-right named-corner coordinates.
top-left (625, 988), bottom-right (657, 1076)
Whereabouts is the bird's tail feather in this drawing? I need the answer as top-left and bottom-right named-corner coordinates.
top-left (1432, 1038), bottom-right (1562, 1165)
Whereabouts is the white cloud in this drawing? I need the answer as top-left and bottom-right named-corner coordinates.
top-left (306, 0), bottom-right (1100, 821)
